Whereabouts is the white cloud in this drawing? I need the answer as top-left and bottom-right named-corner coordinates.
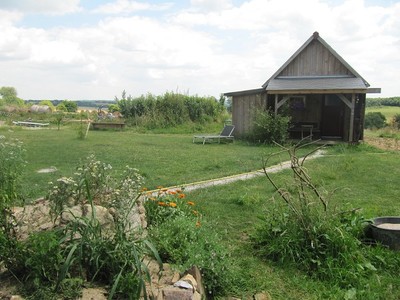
top-left (0, 0), bottom-right (399, 99)
top-left (92, 0), bottom-right (172, 14)
top-left (0, 0), bottom-right (81, 15)
top-left (190, 0), bottom-right (233, 12)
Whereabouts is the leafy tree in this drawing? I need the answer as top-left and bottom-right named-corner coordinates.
top-left (60, 100), bottom-right (78, 112)
top-left (364, 112), bottom-right (386, 129)
top-left (0, 86), bottom-right (24, 106)
top-left (108, 104), bottom-right (120, 113)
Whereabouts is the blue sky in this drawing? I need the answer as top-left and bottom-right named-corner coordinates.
top-left (0, 0), bottom-right (399, 100)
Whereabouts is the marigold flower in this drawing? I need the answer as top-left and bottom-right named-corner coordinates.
top-left (158, 201), bottom-right (166, 206)
top-left (141, 187), bottom-right (148, 192)
top-left (187, 201), bottom-right (195, 206)
top-left (169, 202), bottom-right (177, 208)
top-left (168, 190), bottom-right (177, 195)
top-left (178, 194), bottom-right (186, 199)
top-left (175, 189), bottom-right (182, 193)
top-left (196, 221), bottom-right (201, 227)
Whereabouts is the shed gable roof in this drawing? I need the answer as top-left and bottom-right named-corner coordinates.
top-left (262, 32), bottom-right (370, 90)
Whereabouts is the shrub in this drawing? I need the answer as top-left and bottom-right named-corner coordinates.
top-left (249, 110), bottom-right (290, 144)
top-left (252, 143), bottom-right (376, 288)
top-left (1, 155), bottom-right (160, 299)
top-left (364, 112), bottom-right (386, 129)
top-left (393, 113), bottom-right (400, 129)
top-left (144, 188), bottom-right (234, 296)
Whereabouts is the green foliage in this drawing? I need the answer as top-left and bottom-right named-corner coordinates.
top-left (58, 100), bottom-right (78, 112)
top-left (149, 216), bottom-right (234, 297)
top-left (364, 112), bottom-right (386, 129)
top-left (0, 136), bottom-right (26, 204)
top-left (393, 113), bottom-right (400, 129)
top-left (108, 103), bottom-right (120, 113)
top-left (251, 144), bottom-right (377, 288)
top-left (143, 187), bottom-right (199, 227)
top-left (366, 97), bottom-right (400, 107)
top-left (38, 100), bottom-right (55, 111)
top-left (145, 187), bottom-right (234, 296)
top-left (0, 86), bottom-right (25, 107)
top-left (249, 110), bottom-right (290, 144)
top-left (116, 91), bottom-right (224, 128)
top-left (1, 155), bottom-right (159, 299)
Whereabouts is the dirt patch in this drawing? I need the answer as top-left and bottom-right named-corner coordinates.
top-left (364, 136), bottom-right (400, 151)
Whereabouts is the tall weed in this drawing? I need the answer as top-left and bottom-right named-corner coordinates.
top-left (252, 143), bottom-right (376, 288)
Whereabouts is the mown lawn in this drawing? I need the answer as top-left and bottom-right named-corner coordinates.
top-left (0, 125), bottom-right (292, 200)
top-left (1, 124), bottom-right (400, 299)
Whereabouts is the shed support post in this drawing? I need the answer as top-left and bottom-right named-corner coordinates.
top-left (337, 94), bottom-right (355, 142)
top-left (274, 95), bottom-right (290, 116)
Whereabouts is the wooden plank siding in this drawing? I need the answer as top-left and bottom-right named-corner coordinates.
top-left (279, 40), bottom-right (352, 77)
top-left (232, 93), bottom-right (267, 137)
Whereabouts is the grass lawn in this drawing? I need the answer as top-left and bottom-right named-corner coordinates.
top-left (0, 125), bottom-right (292, 200)
top-left (1, 123), bottom-right (400, 299)
top-left (366, 106), bottom-right (400, 121)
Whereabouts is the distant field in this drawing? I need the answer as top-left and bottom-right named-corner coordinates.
top-left (366, 106), bottom-right (400, 120)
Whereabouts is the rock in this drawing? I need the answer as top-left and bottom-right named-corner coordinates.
top-left (254, 291), bottom-right (272, 300)
top-left (10, 296), bottom-right (24, 300)
top-left (162, 286), bottom-right (193, 300)
top-left (173, 280), bottom-right (193, 290)
top-left (185, 266), bottom-right (205, 295)
top-left (180, 274), bottom-right (197, 291)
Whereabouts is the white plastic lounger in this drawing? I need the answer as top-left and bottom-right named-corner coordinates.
top-left (193, 125), bottom-right (235, 144)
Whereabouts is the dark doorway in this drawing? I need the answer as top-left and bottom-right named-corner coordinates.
top-left (321, 94), bottom-right (343, 139)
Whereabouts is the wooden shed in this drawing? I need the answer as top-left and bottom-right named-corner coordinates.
top-left (224, 32), bottom-right (381, 142)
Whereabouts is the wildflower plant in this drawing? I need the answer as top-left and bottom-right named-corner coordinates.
top-left (47, 154), bottom-right (144, 219)
top-left (143, 187), bottom-right (201, 227)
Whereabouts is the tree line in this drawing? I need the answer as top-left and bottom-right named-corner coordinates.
top-left (366, 97), bottom-right (400, 107)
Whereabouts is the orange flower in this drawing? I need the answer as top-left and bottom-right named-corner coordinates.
top-left (141, 187), bottom-right (148, 192)
top-left (196, 221), bottom-right (201, 227)
top-left (175, 189), bottom-right (182, 193)
top-left (169, 202), bottom-right (177, 208)
top-left (168, 190), bottom-right (177, 195)
top-left (187, 201), bottom-right (195, 206)
top-left (178, 194), bottom-right (186, 199)
top-left (158, 201), bottom-right (166, 206)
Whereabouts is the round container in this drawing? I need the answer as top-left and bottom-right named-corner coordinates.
top-left (370, 217), bottom-right (400, 250)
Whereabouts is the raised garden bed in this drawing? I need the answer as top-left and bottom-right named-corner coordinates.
top-left (91, 122), bottom-right (125, 130)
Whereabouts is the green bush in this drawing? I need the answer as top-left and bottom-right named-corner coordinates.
top-left (249, 110), bottom-right (290, 144)
top-left (393, 113), bottom-right (400, 129)
top-left (144, 187), bottom-right (234, 296)
top-left (364, 112), bottom-right (386, 129)
top-left (251, 144), bottom-right (376, 288)
top-left (149, 216), bottom-right (234, 297)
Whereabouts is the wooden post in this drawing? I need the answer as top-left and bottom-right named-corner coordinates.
top-left (337, 94), bottom-right (355, 142)
top-left (349, 94), bottom-right (355, 142)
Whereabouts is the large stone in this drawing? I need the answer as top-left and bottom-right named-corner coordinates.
top-left (254, 291), bottom-right (272, 300)
top-left (162, 286), bottom-right (193, 300)
top-left (185, 266), bottom-right (205, 295)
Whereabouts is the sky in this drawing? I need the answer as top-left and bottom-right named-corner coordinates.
top-left (0, 0), bottom-right (399, 100)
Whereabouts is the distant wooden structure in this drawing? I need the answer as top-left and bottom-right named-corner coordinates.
top-left (224, 32), bottom-right (381, 142)
top-left (91, 122), bottom-right (125, 130)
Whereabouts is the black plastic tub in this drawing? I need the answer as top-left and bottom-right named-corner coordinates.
top-left (369, 217), bottom-right (400, 250)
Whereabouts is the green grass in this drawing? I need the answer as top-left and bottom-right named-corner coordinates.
top-left (188, 144), bottom-right (400, 299)
top-left (0, 125), bottom-right (291, 200)
top-left (366, 106), bottom-right (400, 121)
top-left (2, 123), bottom-right (400, 299)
